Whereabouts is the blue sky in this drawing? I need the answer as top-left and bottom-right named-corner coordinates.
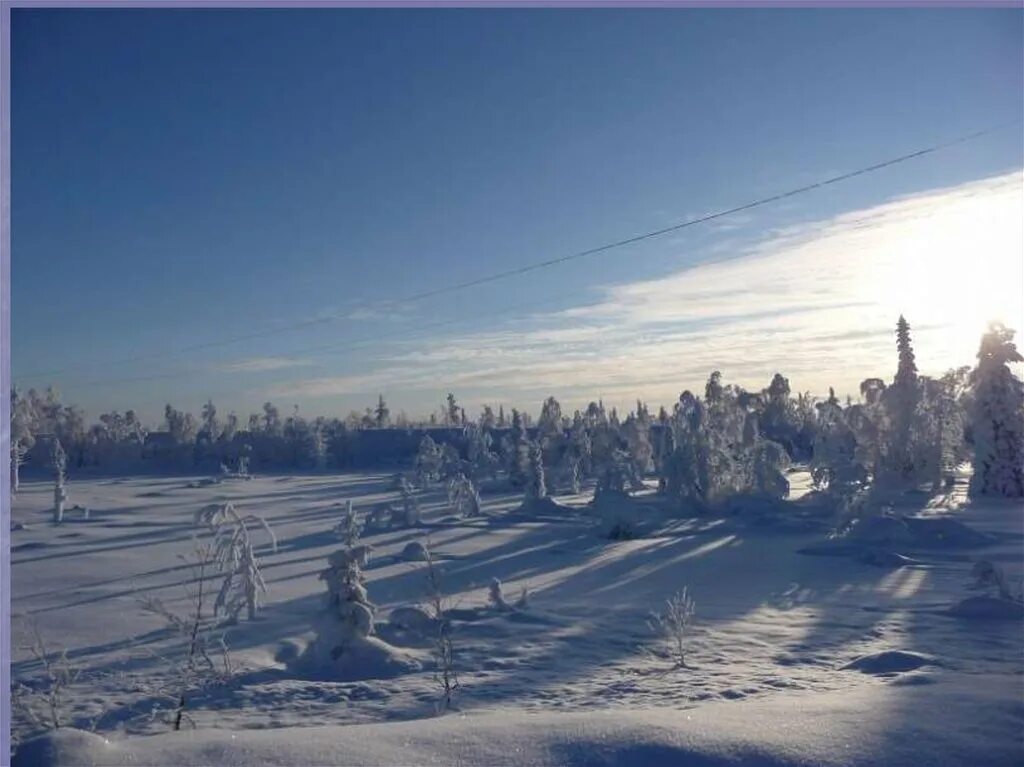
top-left (11, 8), bottom-right (1023, 424)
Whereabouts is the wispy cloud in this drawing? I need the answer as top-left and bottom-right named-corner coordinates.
top-left (217, 356), bottom-right (313, 374)
top-left (270, 171), bottom-right (1023, 409)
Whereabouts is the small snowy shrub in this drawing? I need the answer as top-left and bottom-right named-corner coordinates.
top-left (488, 578), bottom-right (511, 611)
top-left (194, 502), bottom-right (277, 623)
top-left (333, 500), bottom-right (362, 546)
top-left (398, 476), bottom-right (421, 526)
top-left (648, 587), bottom-right (696, 668)
top-left (137, 540), bottom-right (235, 731)
top-left (423, 543), bottom-right (459, 712)
top-left (12, 615), bottom-right (82, 733)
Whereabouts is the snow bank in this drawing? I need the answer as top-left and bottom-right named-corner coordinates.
top-left (14, 682), bottom-right (1022, 767)
top-left (946, 596), bottom-right (1024, 621)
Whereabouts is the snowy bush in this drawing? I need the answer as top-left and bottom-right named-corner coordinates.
top-left (488, 578), bottom-right (511, 611)
top-left (12, 615), bottom-right (82, 734)
top-left (137, 540), bottom-right (235, 731)
top-left (423, 543), bottom-right (459, 712)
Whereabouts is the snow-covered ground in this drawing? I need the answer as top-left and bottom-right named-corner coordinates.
top-left (9, 470), bottom-right (1024, 765)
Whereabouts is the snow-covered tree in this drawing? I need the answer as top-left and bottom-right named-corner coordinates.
top-left (415, 436), bottom-right (444, 487)
top-left (536, 396), bottom-right (565, 476)
top-left (334, 500), bottom-right (362, 546)
top-left (445, 393), bottom-right (460, 426)
top-left (621, 413), bottom-right (653, 489)
top-left (398, 476), bottom-right (421, 526)
top-left (811, 396), bottom-right (861, 491)
top-left (879, 316), bottom-right (922, 483)
top-left (374, 395), bottom-right (390, 428)
top-left (465, 423), bottom-right (500, 480)
top-left (968, 323), bottom-right (1024, 497)
top-left (194, 502), bottom-right (277, 623)
top-left (319, 547), bottom-right (375, 647)
top-left (200, 400), bottom-right (220, 443)
top-left (524, 442), bottom-right (547, 501)
top-left (447, 474), bottom-right (481, 518)
top-left (51, 439), bottom-right (67, 524)
top-left (479, 405), bottom-right (496, 430)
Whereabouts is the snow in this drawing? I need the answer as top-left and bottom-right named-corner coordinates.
top-left (9, 469), bottom-right (1024, 765)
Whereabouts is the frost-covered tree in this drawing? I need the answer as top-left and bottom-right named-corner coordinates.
top-left (479, 405), bottom-right (496, 430)
top-left (445, 393), bottom-right (460, 426)
top-left (524, 442), bottom-right (547, 501)
top-left (262, 402), bottom-right (282, 437)
top-left (879, 316), bottom-right (921, 483)
top-left (51, 439), bottom-right (68, 524)
top-left (195, 502), bottom-right (277, 623)
top-left (504, 410), bottom-right (531, 488)
top-left (11, 389), bottom-right (35, 495)
top-left (222, 412), bottom-right (239, 443)
top-left (811, 395), bottom-right (867, 495)
top-left (968, 323), bottom-right (1024, 497)
top-left (200, 400), bottom-right (220, 443)
top-left (536, 396), bottom-right (565, 475)
top-left (415, 436), bottom-right (444, 487)
top-left (447, 474), bottom-right (481, 518)
top-left (319, 547), bottom-right (375, 648)
top-left (398, 476), bottom-right (421, 526)
top-left (465, 423), bottom-right (499, 480)
top-left (334, 500), bottom-right (362, 546)
top-left (621, 413), bottom-right (653, 489)
top-left (164, 404), bottom-right (198, 446)
top-left (374, 395), bottom-right (390, 428)
top-left (912, 370), bottom-right (969, 489)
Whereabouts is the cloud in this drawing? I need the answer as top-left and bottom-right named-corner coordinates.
top-left (217, 357), bottom-right (313, 373)
top-left (272, 171), bottom-right (1024, 410)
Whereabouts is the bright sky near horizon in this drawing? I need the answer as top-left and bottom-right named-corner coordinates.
top-left (11, 8), bottom-right (1024, 425)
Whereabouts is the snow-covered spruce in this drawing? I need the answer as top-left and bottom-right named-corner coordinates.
top-left (299, 542), bottom-right (420, 680)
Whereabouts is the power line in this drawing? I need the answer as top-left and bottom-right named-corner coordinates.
top-left (15, 118), bottom-right (1019, 385)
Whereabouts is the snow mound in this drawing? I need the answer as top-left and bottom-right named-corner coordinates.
top-left (14, 681), bottom-right (1023, 767)
top-left (291, 634), bottom-right (423, 682)
top-left (841, 650), bottom-right (935, 675)
top-left (946, 596), bottom-right (1024, 621)
top-left (13, 727), bottom-right (112, 767)
top-left (856, 549), bottom-right (919, 568)
top-left (516, 496), bottom-right (573, 516)
top-left (388, 606), bottom-right (435, 634)
top-left (400, 541), bottom-right (429, 561)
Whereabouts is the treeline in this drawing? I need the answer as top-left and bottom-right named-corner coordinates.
top-left (10, 319), bottom-right (1023, 500)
